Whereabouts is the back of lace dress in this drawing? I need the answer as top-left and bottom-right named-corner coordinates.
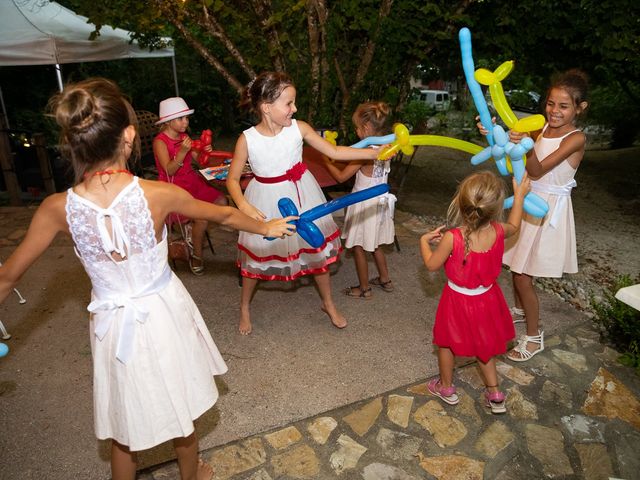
top-left (65, 178), bottom-right (163, 293)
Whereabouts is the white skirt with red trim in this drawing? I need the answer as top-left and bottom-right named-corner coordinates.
top-left (237, 170), bottom-right (342, 281)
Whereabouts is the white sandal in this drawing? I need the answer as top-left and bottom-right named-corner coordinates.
top-left (510, 306), bottom-right (526, 324)
top-left (507, 330), bottom-right (544, 362)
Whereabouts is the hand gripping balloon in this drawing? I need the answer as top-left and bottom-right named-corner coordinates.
top-left (474, 125), bottom-right (548, 217)
top-left (190, 129), bottom-right (233, 166)
top-left (268, 184), bottom-right (390, 248)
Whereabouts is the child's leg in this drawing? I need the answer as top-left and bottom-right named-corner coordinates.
top-left (110, 440), bottom-right (137, 480)
top-left (351, 246), bottom-right (370, 294)
top-left (437, 347), bottom-right (455, 387)
top-left (513, 272), bottom-right (540, 336)
top-left (191, 219), bottom-right (208, 261)
top-left (476, 357), bottom-right (499, 392)
top-left (372, 247), bottom-right (391, 283)
top-left (239, 276), bottom-right (259, 335)
top-left (314, 271), bottom-right (347, 328)
top-left (174, 433), bottom-right (213, 480)
top-left (509, 272), bottom-right (544, 359)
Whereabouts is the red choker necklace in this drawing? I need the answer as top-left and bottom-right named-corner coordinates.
top-left (85, 169), bottom-right (133, 179)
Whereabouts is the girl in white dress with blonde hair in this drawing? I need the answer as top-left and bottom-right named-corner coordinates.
top-left (323, 101), bottom-right (396, 299)
top-left (0, 78), bottom-right (295, 480)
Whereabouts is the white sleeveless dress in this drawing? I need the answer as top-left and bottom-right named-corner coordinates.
top-left (66, 177), bottom-right (227, 451)
top-left (504, 126), bottom-right (580, 277)
top-left (237, 119), bottom-right (342, 280)
top-left (342, 160), bottom-right (396, 251)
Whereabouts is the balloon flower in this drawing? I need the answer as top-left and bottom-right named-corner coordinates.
top-left (269, 184), bottom-right (389, 248)
top-left (190, 129), bottom-right (233, 166)
top-left (459, 27), bottom-right (548, 218)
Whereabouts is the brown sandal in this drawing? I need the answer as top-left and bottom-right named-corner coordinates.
top-left (370, 277), bottom-right (394, 292)
top-left (344, 286), bottom-right (372, 299)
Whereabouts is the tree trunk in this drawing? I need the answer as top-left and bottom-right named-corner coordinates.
top-left (306, 1), bottom-right (321, 123)
top-left (250, 0), bottom-right (286, 72)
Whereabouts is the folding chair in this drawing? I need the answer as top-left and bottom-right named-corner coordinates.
top-left (133, 110), bottom-right (160, 179)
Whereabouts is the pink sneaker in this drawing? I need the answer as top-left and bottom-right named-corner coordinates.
top-left (427, 378), bottom-right (459, 405)
top-left (485, 390), bottom-right (507, 414)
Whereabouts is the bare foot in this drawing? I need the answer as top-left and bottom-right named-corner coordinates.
top-left (321, 303), bottom-right (347, 329)
top-left (239, 306), bottom-right (252, 335)
top-left (197, 458), bottom-right (214, 480)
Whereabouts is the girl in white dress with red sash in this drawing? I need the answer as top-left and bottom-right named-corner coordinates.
top-left (227, 71), bottom-right (379, 335)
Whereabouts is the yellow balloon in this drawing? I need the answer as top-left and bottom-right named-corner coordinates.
top-left (409, 135), bottom-right (483, 155)
top-left (324, 130), bottom-right (338, 146)
top-left (494, 61), bottom-right (514, 81)
top-left (491, 83), bottom-right (518, 127)
top-left (513, 114), bottom-right (545, 133)
top-left (474, 68), bottom-right (495, 85)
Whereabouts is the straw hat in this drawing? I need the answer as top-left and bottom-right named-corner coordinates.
top-left (156, 97), bottom-right (195, 125)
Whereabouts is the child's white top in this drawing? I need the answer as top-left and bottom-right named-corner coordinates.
top-left (504, 125), bottom-right (580, 277)
top-left (66, 177), bottom-right (227, 450)
top-left (244, 120), bottom-right (303, 177)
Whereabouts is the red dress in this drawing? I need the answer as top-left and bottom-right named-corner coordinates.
top-left (433, 223), bottom-right (515, 363)
top-left (154, 131), bottom-right (224, 204)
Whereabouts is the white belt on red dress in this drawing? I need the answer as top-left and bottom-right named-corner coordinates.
top-left (447, 280), bottom-right (493, 296)
top-left (88, 264), bottom-right (172, 364)
top-left (530, 179), bottom-right (576, 229)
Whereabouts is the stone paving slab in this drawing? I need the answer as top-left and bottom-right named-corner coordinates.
top-left (141, 320), bottom-right (640, 480)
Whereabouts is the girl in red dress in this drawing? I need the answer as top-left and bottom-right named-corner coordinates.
top-left (153, 97), bottom-right (228, 275)
top-left (420, 170), bottom-right (530, 414)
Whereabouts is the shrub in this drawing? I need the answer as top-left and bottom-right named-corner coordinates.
top-left (591, 274), bottom-right (640, 371)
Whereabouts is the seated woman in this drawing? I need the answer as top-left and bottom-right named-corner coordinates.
top-left (153, 97), bottom-right (227, 275)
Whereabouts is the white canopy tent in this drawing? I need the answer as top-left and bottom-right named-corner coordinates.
top-left (0, 0), bottom-right (178, 205)
top-left (0, 0), bottom-right (178, 127)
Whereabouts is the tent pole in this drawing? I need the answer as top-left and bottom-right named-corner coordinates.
top-left (0, 85), bottom-right (9, 129)
top-left (55, 64), bottom-right (63, 92)
top-left (171, 55), bottom-right (179, 97)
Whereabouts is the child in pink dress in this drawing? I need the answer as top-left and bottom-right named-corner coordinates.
top-left (226, 71), bottom-right (379, 335)
top-left (153, 97), bottom-right (228, 275)
top-left (421, 170), bottom-right (530, 414)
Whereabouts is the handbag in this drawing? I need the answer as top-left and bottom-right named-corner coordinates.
top-left (166, 170), bottom-right (193, 263)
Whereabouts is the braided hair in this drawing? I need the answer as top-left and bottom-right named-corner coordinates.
top-left (446, 170), bottom-right (505, 264)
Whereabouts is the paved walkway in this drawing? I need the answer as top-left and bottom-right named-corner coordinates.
top-left (1, 205), bottom-right (639, 480)
top-left (138, 320), bottom-right (640, 480)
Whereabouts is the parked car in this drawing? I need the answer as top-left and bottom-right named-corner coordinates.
top-left (416, 89), bottom-right (451, 112)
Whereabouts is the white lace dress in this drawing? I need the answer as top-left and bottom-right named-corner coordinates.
top-left (237, 119), bottom-right (341, 281)
top-left (66, 177), bottom-right (227, 451)
top-left (342, 160), bottom-right (396, 251)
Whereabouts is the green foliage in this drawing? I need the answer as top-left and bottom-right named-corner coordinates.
top-left (398, 100), bottom-right (432, 133)
top-left (591, 274), bottom-right (640, 371)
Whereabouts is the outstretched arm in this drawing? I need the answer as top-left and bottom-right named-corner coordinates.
top-left (0, 194), bottom-right (68, 304)
top-left (298, 121), bottom-right (379, 162)
top-left (509, 130), bottom-right (584, 178)
top-left (226, 134), bottom-right (265, 220)
top-left (143, 180), bottom-right (296, 239)
top-left (502, 173), bottom-right (530, 238)
top-left (322, 155), bottom-right (364, 184)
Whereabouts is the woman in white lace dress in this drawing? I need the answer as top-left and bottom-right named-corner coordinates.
top-left (0, 78), bottom-right (294, 480)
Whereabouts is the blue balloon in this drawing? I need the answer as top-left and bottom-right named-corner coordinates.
top-left (350, 134), bottom-right (396, 149)
top-left (268, 184), bottom-right (390, 248)
top-left (0, 342), bottom-right (8, 357)
top-left (459, 28), bottom-right (494, 146)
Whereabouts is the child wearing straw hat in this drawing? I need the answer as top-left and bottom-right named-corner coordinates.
top-left (153, 97), bottom-right (228, 275)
